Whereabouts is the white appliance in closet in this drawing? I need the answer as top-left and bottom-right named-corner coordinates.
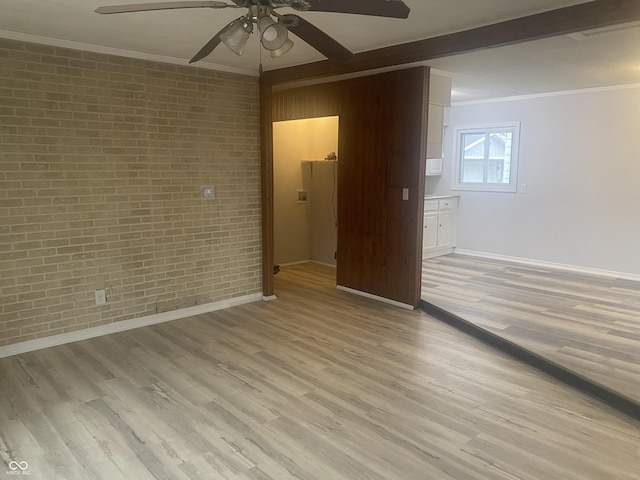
top-left (302, 160), bottom-right (338, 266)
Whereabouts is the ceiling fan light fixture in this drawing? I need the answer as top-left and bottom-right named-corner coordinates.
top-left (258, 15), bottom-right (289, 51)
top-left (94, 0), bottom-right (407, 62)
top-left (270, 38), bottom-right (294, 58)
top-left (220, 17), bottom-right (253, 56)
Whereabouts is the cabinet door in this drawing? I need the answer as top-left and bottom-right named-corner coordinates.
top-left (427, 104), bottom-right (443, 143)
top-left (437, 212), bottom-right (452, 248)
top-left (426, 104), bottom-right (444, 158)
top-left (423, 212), bottom-right (438, 251)
top-left (426, 158), bottom-right (443, 176)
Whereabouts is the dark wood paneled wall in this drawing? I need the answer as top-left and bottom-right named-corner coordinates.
top-left (271, 83), bottom-right (341, 121)
top-left (270, 67), bottom-right (429, 307)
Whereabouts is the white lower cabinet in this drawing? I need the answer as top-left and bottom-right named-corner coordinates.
top-left (423, 212), bottom-right (438, 250)
top-left (423, 197), bottom-right (457, 258)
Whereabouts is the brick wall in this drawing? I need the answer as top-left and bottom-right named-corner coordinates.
top-left (0, 38), bottom-right (262, 347)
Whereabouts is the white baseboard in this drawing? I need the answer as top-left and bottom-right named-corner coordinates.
top-left (277, 260), bottom-right (310, 267)
top-left (278, 260), bottom-right (336, 268)
top-left (336, 285), bottom-right (415, 310)
top-left (423, 247), bottom-right (455, 259)
top-left (0, 292), bottom-right (263, 359)
top-left (310, 260), bottom-right (337, 268)
top-left (454, 249), bottom-right (640, 282)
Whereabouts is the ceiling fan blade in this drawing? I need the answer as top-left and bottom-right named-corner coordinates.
top-left (296, 0), bottom-right (410, 19)
top-left (95, 1), bottom-right (233, 15)
top-left (188, 19), bottom-right (237, 63)
top-left (282, 15), bottom-right (353, 62)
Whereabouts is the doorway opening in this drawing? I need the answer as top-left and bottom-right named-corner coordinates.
top-left (273, 116), bottom-right (339, 286)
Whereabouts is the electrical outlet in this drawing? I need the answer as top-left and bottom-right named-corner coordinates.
top-left (200, 186), bottom-right (215, 200)
top-left (95, 289), bottom-right (106, 305)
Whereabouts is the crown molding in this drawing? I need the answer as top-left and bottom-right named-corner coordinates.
top-left (453, 82), bottom-right (640, 106)
top-left (0, 29), bottom-right (259, 77)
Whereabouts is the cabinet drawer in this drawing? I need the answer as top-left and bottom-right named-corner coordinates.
top-left (438, 199), bottom-right (454, 210)
top-left (424, 200), bottom-right (439, 211)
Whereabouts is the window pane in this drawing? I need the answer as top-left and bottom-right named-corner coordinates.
top-left (453, 122), bottom-right (520, 193)
top-left (460, 133), bottom-right (485, 183)
top-left (487, 132), bottom-right (513, 184)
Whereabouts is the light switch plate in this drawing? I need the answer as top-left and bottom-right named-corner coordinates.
top-left (402, 188), bottom-right (409, 201)
top-left (95, 289), bottom-right (106, 305)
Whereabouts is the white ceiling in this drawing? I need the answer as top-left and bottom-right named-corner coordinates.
top-left (1, 0), bottom-right (640, 102)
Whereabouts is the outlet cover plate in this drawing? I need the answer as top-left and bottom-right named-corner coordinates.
top-left (201, 186), bottom-right (215, 200)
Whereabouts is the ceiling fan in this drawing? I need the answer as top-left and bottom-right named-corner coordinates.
top-left (95, 0), bottom-right (410, 64)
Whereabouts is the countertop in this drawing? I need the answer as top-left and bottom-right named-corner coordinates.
top-left (424, 194), bottom-right (459, 200)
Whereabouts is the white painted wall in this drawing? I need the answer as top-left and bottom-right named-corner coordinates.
top-left (429, 85), bottom-right (640, 276)
top-left (273, 116), bottom-right (339, 266)
top-left (274, 119), bottom-right (311, 265)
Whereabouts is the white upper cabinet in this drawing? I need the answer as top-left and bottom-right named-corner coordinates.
top-left (426, 104), bottom-right (444, 159)
top-left (429, 72), bottom-right (452, 106)
top-left (426, 72), bottom-right (453, 173)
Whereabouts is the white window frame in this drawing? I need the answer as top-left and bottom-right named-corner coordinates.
top-left (451, 122), bottom-right (521, 193)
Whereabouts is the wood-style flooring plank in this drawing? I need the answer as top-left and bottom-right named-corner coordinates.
top-left (422, 254), bottom-right (640, 403)
top-left (0, 262), bottom-right (639, 479)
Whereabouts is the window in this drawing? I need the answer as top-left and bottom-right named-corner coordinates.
top-left (452, 123), bottom-right (520, 192)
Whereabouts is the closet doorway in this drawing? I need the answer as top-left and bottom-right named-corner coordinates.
top-left (273, 116), bottom-right (339, 282)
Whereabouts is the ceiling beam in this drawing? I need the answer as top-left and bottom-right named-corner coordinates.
top-left (261, 0), bottom-right (640, 86)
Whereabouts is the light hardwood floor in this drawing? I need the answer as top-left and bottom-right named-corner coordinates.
top-left (1, 262), bottom-right (639, 479)
top-left (422, 254), bottom-right (640, 404)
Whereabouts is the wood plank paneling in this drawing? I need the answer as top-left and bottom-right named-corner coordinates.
top-left (270, 67), bottom-right (429, 307)
top-left (271, 82), bottom-right (341, 122)
top-left (337, 68), bottom-right (427, 306)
